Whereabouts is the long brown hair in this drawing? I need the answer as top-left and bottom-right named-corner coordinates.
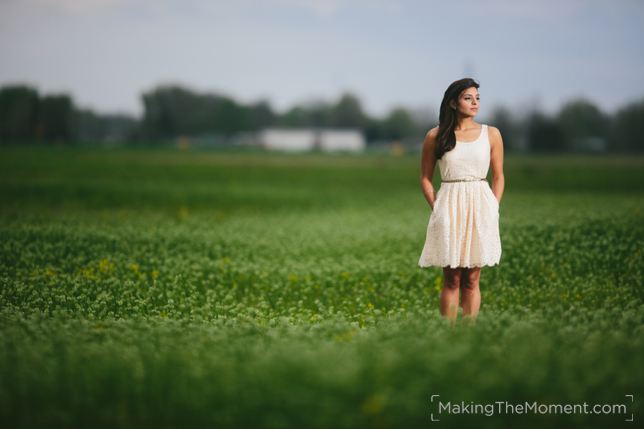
top-left (435, 78), bottom-right (480, 159)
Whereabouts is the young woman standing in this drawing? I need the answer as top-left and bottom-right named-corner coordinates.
top-left (418, 78), bottom-right (505, 323)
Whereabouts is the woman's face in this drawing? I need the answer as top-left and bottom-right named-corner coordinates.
top-left (451, 87), bottom-right (480, 116)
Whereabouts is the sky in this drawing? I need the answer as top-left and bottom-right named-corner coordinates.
top-left (1, 0), bottom-right (643, 120)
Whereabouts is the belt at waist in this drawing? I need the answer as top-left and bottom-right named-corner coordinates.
top-left (441, 177), bottom-right (486, 183)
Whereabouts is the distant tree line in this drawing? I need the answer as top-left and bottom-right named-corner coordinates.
top-left (1, 83), bottom-right (642, 153)
top-left (488, 99), bottom-right (644, 153)
top-left (0, 85), bottom-right (138, 145)
top-left (137, 85), bottom-right (428, 144)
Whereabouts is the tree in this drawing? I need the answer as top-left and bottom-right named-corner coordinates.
top-left (332, 93), bottom-right (366, 128)
top-left (608, 97), bottom-right (644, 153)
top-left (556, 98), bottom-right (608, 151)
top-left (525, 111), bottom-right (566, 153)
top-left (303, 99), bottom-right (333, 127)
top-left (141, 84), bottom-right (251, 139)
top-left (0, 85), bottom-right (39, 144)
top-left (383, 107), bottom-right (416, 140)
top-left (489, 105), bottom-right (519, 152)
top-left (278, 106), bottom-right (308, 127)
top-left (38, 94), bottom-right (74, 143)
top-left (247, 100), bottom-right (276, 131)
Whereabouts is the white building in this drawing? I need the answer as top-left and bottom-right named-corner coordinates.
top-left (318, 130), bottom-right (365, 152)
top-left (258, 128), bottom-right (316, 151)
top-left (257, 128), bottom-right (365, 152)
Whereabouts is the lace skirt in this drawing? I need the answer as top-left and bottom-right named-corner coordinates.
top-left (418, 180), bottom-right (501, 268)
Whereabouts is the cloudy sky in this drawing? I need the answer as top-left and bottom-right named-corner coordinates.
top-left (1, 0), bottom-right (643, 120)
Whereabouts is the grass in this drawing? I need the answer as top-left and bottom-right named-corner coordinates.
top-left (1, 145), bottom-right (643, 428)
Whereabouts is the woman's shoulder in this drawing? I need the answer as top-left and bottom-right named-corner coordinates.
top-left (426, 125), bottom-right (440, 137)
top-left (423, 126), bottom-right (440, 149)
top-left (485, 124), bottom-right (502, 136)
top-left (484, 124), bottom-right (504, 148)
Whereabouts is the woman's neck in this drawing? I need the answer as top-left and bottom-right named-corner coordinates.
top-left (455, 117), bottom-right (478, 130)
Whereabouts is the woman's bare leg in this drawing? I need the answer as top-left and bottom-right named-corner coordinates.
top-left (440, 267), bottom-right (461, 323)
top-left (460, 267), bottom-right (481, 322)
top-left (459, 269), bottom-right (466, 307)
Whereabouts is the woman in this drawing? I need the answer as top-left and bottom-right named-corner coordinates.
top-left (418, 77), bottom-right (504, 324)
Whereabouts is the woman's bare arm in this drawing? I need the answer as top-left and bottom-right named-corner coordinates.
top-left (488, 126), bottom-right (505, 205)
top-left (420, 127), bottom-right (439, 209)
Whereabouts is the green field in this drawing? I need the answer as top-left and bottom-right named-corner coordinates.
top-left (1, 146), bottom-right (643, 428)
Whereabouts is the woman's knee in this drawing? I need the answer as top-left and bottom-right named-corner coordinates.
top-left (444, 279), bottom-right (460, 290)
top-left (461, 269), bottom-right (481, 290)
top-left (443, 272), bottom-right (461, 289)
top-left (461, 279), bottom-right (480, 290)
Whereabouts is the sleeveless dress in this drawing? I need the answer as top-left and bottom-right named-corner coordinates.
top-left (418, 124), bottom-right (502, 268)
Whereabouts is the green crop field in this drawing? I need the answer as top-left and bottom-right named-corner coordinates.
top-left (1, 146), bottom-right (643, 428)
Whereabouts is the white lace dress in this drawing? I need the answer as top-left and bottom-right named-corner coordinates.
top-left (418, 124), bottom-right (502, 268)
